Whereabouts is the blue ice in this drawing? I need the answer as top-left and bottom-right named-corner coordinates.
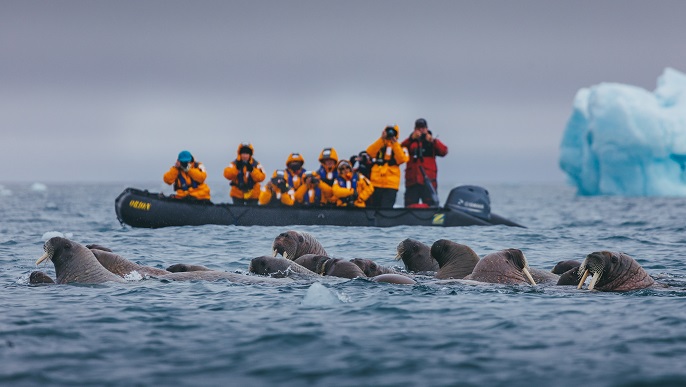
top-left (559, 68), bottom-right (686, 196)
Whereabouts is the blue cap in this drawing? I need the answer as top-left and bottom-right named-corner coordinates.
top-left (177, 150), bottom-right (192, 162)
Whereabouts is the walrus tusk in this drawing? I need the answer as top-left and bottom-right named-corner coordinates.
top-left (522, 267), bottom-right (536, 286)
top-left (283, 251), bottom-right (288, 259)
top-left (36, 252), bottom-right (49, 265)
top-left (577, 269), bottom-right (590, 289)
top-left (272, 249), bottom-right (277, 257)
top-left (588, 273), bottom-right (599, 291)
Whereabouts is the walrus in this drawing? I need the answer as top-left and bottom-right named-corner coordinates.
top-left (370, 273), bottom-right (417, 285)
top-left (463, 248), bottom-right (536, 285)
top-left (166, 263), bottom-right (213, 273)
top-left (89, 248), bottom-right (171, 277)
top-left (156, 271), bottom-right (293, 284)
top-left (29, 271), bottom-right (55, 284)
top-left (272, 230), bottom-right (328, 260)
top-left (395, 238), bottom-right (439, 272)
top-left (551, 260), bottom-right (582, 275)
top-left (249, 256), bottom-right (318, 278)
top-left (349, 258), bottom-right (400, 277)
top-left (576, 251), bottom-right (655, 291)
top-left (294, 254), bottom-right (366, 279)
top-left (36, 237), bottom-right (126, 284)
top-left (556, 266), bottom-right (582, 286)
top-left (430, 239), bottom-right (480, 279)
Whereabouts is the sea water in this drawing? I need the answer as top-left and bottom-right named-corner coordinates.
top-left (1, 183), bottom-right (685, 387)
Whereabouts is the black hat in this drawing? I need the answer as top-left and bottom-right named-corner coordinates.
top-left (415, 118), bottom-right (428, 128)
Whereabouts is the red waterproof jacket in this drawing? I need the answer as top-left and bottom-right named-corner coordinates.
top-left (401, 136), bottom-right (448, 187)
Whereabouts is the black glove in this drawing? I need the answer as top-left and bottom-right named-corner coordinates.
top-left (245, 163), bottom-right (254, 172)
top-left (235, 160), bottom-right (245, 170)
top-left (350, 192), bottom-right (359, 202)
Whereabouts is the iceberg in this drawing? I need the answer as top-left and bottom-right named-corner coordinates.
top-left (559, 68), bottom-right (686, 196)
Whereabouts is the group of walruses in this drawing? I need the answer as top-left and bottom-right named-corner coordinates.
top-left (30, 230), bottom-right (656, 292)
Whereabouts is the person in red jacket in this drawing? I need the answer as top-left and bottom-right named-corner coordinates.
top-left (401, 118), bottom-right (448, 207)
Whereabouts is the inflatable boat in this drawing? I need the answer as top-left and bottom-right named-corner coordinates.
top-left (115, 186), bottom-right (524, 228)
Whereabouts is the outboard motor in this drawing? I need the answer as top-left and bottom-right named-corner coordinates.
top-left (444, 185), bottom-right (491, 220)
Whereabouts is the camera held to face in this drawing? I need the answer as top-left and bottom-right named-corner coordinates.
top-left (384, 126), bottom-right (398, 139)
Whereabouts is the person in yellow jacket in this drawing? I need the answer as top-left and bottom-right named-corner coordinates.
top-left (284, 152), bottom-right (307, 191)
top-left (223, 143), bottom-right (266, 205)
top-left (259, 170), bottom-right (295, 206)
top-left (365, 125), bottom-right (409, 207)
top-left (332, 160), bottom-right (374, 208)
top-left (316, 147), bottom-right (339, 187)
top-left (295, 170), bottom-right (334, 206)
top-left (163, 150), bottom-right (211, 200)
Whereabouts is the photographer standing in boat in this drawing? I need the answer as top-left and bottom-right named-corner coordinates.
top-left (163, 150), bottom-right (211, 200)
top-left (401, 118), bottom-right (448, 207)
top-left (365, 125), bottom-right (409, 207)
top-left (224, 143), bottom-right (266, 205)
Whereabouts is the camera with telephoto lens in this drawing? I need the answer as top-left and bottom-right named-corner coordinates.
top-left (271, 170), bottom-right (288, 191)
top-left (384, 126), bottom-right (397, 139)
top-left (179, 161), bottom-right (190, 170)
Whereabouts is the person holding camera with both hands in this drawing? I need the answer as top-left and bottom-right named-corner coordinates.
top-left (259, 170), bottom-right (295, 206)
top-left (163, 150), bottom-right (211, 200)
top-left (365, 124), bottom-right (409, 207)
top-left (223, 143), bottom-right (266, 205)
top-left (332, 160), bottom-right (374, 208)
top-left (295, 171), bottom-right (334, 206)
top-left (401, 118), bottom-right (448, 207)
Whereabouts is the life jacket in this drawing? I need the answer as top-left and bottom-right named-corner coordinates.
top-left (317, 165), bottom-right (338, 186)
top-left (174, 163), bottom-right (200, 191)
top-left (302, 186), bottom-right (322, 206)
top-left (231, 159), bottom-right (260, 191)
top-left (336, 173), bottom-right (359, 190)
top-left (286, 168), bottom-right (306, 189)
top-left (372, 146), bottom-right (400, 166)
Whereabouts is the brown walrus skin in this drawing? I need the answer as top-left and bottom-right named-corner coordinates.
top-left (577, 251), bottom-right (655, 291)
top-left (29, 271), bottom-right (55, 284)
top-left (166, 263), bottom-right (213, 273)
top-left (294, 254), bottom-right (366, 279)
top-left (395, 238), bottom-right (439, 273)
top-left (272, 230), bottom-right (328, 260)
top-left (463, 248), bottom-right (536, 285)
top-left (349, 258), bottom-right (399, 277)
top-left (249, 256), bottom-right (318, 278)
top-left (430, 240), bottom-right (480, 280)
top-left (89, 248), bottom-right (171, 277)
top-left (36, 237), bottom-right (126, 284)
top-left (551, 260), bottom-right (582, 275)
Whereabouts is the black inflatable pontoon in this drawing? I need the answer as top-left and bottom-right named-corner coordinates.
top-left (114, 186), bottom-right (524, 228)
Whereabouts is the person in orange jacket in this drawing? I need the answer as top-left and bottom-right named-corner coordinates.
top-left (284, 152), bottom-right (307, 191)
top-left (332, 160), bottom-right (374, 208)
top-left (223, 143), bottom-right (266, 205)
top-left (295, 170), bottom-right (334, 206)
top-left (163, 150), bottom-right (211, 200)
top-left (365, 125), bottom-right (409, 207)
top-left (259, 170), bottom-right (295, 206)
top-left (316, 147), bottom-right (339, 187)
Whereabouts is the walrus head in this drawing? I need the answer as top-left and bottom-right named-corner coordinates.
top-left (502, 249), bottom-right (536, 286)
top-left (577, 251), bottom-right (654, 291)
top-left (36, 237), bottom-right (71, 267)
top-left (395, 238), bottom-right (438, 272)
top-left (350, 258), bottom-right (383, 277)
top-left (272, 231), bottom-right (304, 260)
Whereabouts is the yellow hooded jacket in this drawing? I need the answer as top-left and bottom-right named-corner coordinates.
top-left (365, 126), bottom-right (409, 190)
top-left (223, 143), bottom-right (266, 200)
top-left (295, 171), bottom-right (335, 206)
top-left (259, 170), bottom-right (295, 206)
top-left (163, 161), bottom-right (211, 200)
top-left (332, 160), bottom-right (374, 207)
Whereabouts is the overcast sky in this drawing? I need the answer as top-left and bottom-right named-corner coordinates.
top-left (2, 0), bottom-right (685, 189)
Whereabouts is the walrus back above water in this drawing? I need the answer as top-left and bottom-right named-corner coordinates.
top-left (272, 230), bottom-right (328, 260)
top-left (430, 239), bottom-right (480, 279)
top-left (249, 256), bottom-right (318, 278)
top-left (463, 248), bottom-right (536, 286)
top-left (89, 248), bottom-right (171, 277)
top-left (36, 237), bottom-right (126, 284)
top-left (294, 254), bottom-right (366, 279)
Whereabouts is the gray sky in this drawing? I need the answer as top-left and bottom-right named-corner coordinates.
top-left (2, 0), bottom-right (684, 188)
